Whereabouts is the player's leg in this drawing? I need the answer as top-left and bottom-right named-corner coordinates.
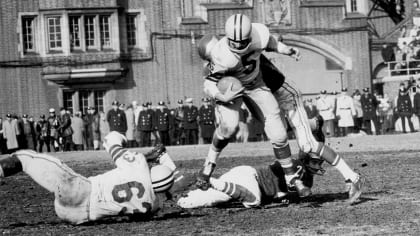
top-left (246, 86), bottom-right (310, 197)
top-left (197, 100), bottom-right (242, 190)
top-left (0, 150), bottom-right (91, 223)
top-left (278, 81), bottom-right (363, 203)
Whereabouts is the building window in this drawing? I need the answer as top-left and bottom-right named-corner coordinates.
top-left (22, 17), bottom-right (36, 53)
top-left (94, 90), bottom-right (106, 112)
top-left (346, 0), bottom-right (368, 15)
top-left (47, 16), bottom-right (62, 51)
top-left (79, 91), bottom-right (90, 115)
top-left (126, 14), bottom-right (137, 47)
top-left (181, 0), bottom-right (208, 18)
top-left (69, 16), bottom-right (81, 50)
top-left (350, 0), bottom-right (357, 12)
top-left (100, 15), bottom-right (111, 49)
top-left (63, 91), bottom-right (74, 114)
top-left (84, 15), bottom-right (96, 50)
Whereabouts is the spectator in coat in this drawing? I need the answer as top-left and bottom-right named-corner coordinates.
top-left (377, 94), bottom-right (393, 134)
top-left (183, 98), bottom-right (199, 145)
top-left (396, 87), bottom-right (415, 133)
top-left (199, 98), bottom-right (216, 144)
top-left (132, 101), bottom-right (142, 146)
top-left (352, 90), bottom-right (364, 133)
top-left (155, 101), bottom-right (171, 146)
top-left (90, 108), bottom-right (101, 150)
top-left (71, 111), bottom-right (85, 151)
top-left (99, 111), bottom-right (110, 147)
top-left (2, 113), bottom-right (19, 154)
top-left (47, 108), bottom-right (60, 151)
top-left (106, 101), bottom-right (127, 135)
top-left (174, 100), bottom-right (186, 145)
top-left (0, 117), bottom-right (7, 154)
top-left (316, 90), bottom-right (336, 137)
top-left (36, 115), bottom-right (50, 152)
top-left (335, 88), bottom-right (356, 137)
top-left (58, 108), bottom-right (73, 152)
top-left (304, 99), bottom-right (318, 119)
top-left (21, 114), bottom-right (36, 150)
top-left (125, 104), bottom-right (136, 148)
top-left (381, 43), bottom-right (395, 63)
top-left (360, 87), bottom-right (380, 135)
top-left (137, 103), bottom-right (154, 147)
top-left (414, 85), bottom-right (420, 119)
top-left (84, 107), bottom-right (95, 150)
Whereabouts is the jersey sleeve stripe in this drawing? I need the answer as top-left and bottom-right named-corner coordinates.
top-left (109, 145), bottom-right (127, 162)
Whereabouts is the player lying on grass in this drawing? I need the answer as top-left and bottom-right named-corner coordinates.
top-left (0, 131), bottom-right (179, 224)
top-left (178, 154), bottom-right (320, 209)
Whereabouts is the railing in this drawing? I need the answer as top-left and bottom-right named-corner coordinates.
top-left (385, 60), bottom-right (420, 77)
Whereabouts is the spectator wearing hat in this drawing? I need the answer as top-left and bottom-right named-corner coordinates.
top-left (21, 114), bottom-right (36, 150)
top-left (352, 90), bottom-right (364, 133)
top-left (304, 99), bottom-right (318, 119)
top-left (396, 87), bottom-right (415, 133)
top-left (199, 98), bottom-right (216, 144)
top-left (0, 117), bottom-right (7, 154)
top-left (316, 90), bottom-right (336, 137)
top-left (47, 108), bottom-right (60, 151)
top-left (360, 87), bottom-right (380, 135)
top-left (84, 107), bottom-right (95, 150)
top-left (155, 101), bottom-right (171, 146)
top-left (174, 99), bottom-right (186, 145)
top-left (132, 101), bottom-right (142, 146)
top-left (125, 104), bottom-right (137, 148)
top-left (377, 93), bottom-right (393, 134)
top-left (107, 101), bottom-right (127, 136)
top-left (71, 111), bottom-right (85, 151)
top-left (2, 113), bottom-right (19, 153)
top-left (36, 115), bottom-right (50, 152)
top-left (183, 98), bottom-right (199, 145)
top-left (137, 103), bottom-right (154, 147)
top-left (414, 85), bottom-right (420, 122)
top-left (335, 88), bottom-right (356, 136)
top-left (99, 111), bottom-right (110, 147)
top-left (58, 108), bottom-right (73, 151)
top-left (236, 103), bottom-right (250, 143)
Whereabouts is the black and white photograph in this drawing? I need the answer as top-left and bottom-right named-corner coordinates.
top-left (0, 0), bottom-right (420, 235)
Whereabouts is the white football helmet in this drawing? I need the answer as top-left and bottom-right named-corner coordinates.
top-left (197, 34), bottom-right (218, 61)
top-left (225, 14), bottom-right (252, 53)
top-left (151, 164), bottom-right (175, 193)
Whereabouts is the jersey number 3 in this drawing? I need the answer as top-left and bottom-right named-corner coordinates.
top-left (112, 181), bottom-right (152, 213)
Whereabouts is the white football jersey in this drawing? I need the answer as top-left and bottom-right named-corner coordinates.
top-left (88, 150), bottom-right (158, 221)
top-left (205, 23), bottom-right (278, 88)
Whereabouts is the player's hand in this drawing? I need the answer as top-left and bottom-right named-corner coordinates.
top-left (290, 47), bottom-right (301, 61)
top-left (218, 83), bottom-right (244, 104)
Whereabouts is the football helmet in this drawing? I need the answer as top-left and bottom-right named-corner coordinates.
top-left (151, 165), bottom-right (175, 193)
top-left (225, 14), bottom-right (252, 53)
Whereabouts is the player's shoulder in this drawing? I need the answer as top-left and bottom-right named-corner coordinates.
top-left (210, 37), bottom-right (240, 68)
top-left (250, 23), bottom-right (270, 48)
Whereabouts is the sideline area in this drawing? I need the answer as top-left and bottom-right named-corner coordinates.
top-left (44, 132), bottom-right (420, 163)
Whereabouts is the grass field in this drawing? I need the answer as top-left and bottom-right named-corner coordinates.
top-left (0, 133), bottom-right (420, 235)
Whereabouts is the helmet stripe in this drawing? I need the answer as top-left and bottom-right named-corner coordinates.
top-left (239, 14), bottom-right (243, 41)
top-left (233, 14), bottom-right (237, 41)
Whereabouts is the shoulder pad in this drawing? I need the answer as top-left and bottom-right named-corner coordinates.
top-left (211, 38), bottom-right (240, 68)
top-left (250, 23), bottom-right (270, 49)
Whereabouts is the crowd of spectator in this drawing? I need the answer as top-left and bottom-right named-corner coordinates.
top-left (0, 97), bottom-right (267, 154)
top-left (307, 82), bottom-right (420, 138)
top-left (2, 82), bottom-right (419, 155)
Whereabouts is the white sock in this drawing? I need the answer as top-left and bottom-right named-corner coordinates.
top-left (206, 148), bottom-right (219, 165)
top-left (335, 158), bottom-right (358, 182)
top-left (0, 166), bottom-right (3, 178)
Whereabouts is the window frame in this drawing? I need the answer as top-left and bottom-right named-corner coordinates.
top-left (46, 15), bottom-right (63, 52)
top-left (69, 15), bottom-right (83, 51)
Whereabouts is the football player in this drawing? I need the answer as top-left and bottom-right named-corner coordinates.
top-left (196, 14), bottom-right (363, 204)
top-left (178, 156), bottom-right (316, 209)
top-left (0, 132), bottom-right (178, 224)
top-left (195, 14), bottom-right (311, 198)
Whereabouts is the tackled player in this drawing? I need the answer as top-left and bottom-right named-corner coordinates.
top-left (0, 132), bottom-right (179, 224)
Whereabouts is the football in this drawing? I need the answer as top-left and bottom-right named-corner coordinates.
top-left (151, 165), bottom-right (175, 193)
top-left (217, 76), bottom-right (243, 94)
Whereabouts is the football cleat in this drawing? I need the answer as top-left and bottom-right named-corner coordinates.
top-left (144, 143), bottom-right (166, 163)
top-left (195, 163), bottom-right (216, 191)
top-left (347, 174), bottom-right (364, 204)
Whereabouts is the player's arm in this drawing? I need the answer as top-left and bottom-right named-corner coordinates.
top-left (203, 64), bottom-right (243, 103)
top-left (266, 35), bottom-right (301, 60)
